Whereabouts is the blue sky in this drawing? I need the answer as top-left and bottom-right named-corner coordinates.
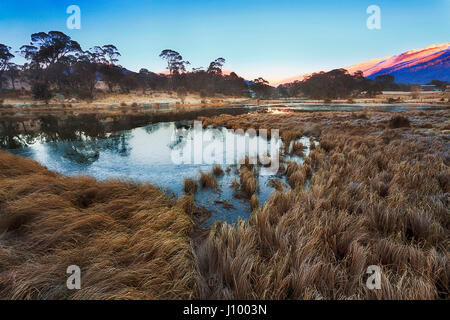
top-left (0, 0), bottom-right (448, 81)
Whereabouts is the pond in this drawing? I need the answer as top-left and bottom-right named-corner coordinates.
top-left (3, 120), bottom-right (312, 225)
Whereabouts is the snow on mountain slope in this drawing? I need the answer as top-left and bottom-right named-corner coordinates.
top-left (272, 43), bottom-right (450, 85)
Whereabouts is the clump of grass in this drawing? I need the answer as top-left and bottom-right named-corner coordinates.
top-left (291, 141), bottom-right (306, 156)
top-left (318, 137), bottom-right (334, 152)
top-left (231, 178), bottom-right (239, 190)
top-left (389, 115), bottom-right (410, 128)
top-left (184, 178), bottom-right (198, 194)
top-left (287, 167), bottom-right (307, 189)
top-left (267, 179), bottom-right (284, 192)
top-left (250, 194), bottom-right (259, 211)
top-left (239, 166), bottom-right (258, 198)
top-left (199, 171), bottom-right (218, 189)
top-left (212, 165), bottom-right (224, 176)
top-left (282, 130), bottom-right (303, 153)
top-left (285, 161), bottom-right (311, 187)
top-left (282, 130), bottom-right (303, 144)
top-left (309, 137), bottom-right (316, 150)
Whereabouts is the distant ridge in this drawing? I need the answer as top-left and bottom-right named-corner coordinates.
top-left (272, 43), bottom-right (450, 86)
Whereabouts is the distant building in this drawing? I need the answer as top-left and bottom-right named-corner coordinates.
top-left (420, 84), bottom-right (438, 91)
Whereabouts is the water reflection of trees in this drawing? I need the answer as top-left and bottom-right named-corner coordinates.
top-left (0, 120), bottom-right (38, 148)
top-left (46, 132), bottom-right (131, 165)
top-left (1, 106), bottom-right (252, 159)
top-left (0, 115), bottom-right (132, 164)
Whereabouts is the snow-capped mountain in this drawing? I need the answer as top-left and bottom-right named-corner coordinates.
top-left (273, 43), bottom-right (450, 85)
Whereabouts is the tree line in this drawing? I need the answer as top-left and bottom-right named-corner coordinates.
top-left (1, 31), bottom-right (446, 102)
top-left (276, 70), bottom-right (440, 99)
top-left (0, 31), bottom-right (261, 102)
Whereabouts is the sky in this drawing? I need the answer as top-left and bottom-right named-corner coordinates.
top-left (0, 0), bottom-right (449, 83)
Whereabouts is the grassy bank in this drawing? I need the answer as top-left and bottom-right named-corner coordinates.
top-left (0, 151), bottom-right (198, 299)
top-left (196, 109), bottom-right (449, 299)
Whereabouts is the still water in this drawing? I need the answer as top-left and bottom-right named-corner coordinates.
top-left (5, 121), bottom-right (311, 225)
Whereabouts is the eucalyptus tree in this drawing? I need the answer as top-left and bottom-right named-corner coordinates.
top-left (92, 44), bottom-right (123, 93)
top-left (207, 57), bottom-right (225, 75)
top-left (6, 63), bottom-right (20, 90)
top-left (19, 31), bottom-right (82, 70)
top-left (159, 49), bottom-right (190, 75)
top-left (0, 44), bottom-right (15, 92)
top-left (19, 31), bottom-right (83, 99)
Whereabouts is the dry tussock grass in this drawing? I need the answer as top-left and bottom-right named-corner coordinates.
top-left (239, 166), bottom-right (259, 198)
top-left (212, 165), bottom-right (224, 176)
top-left (0, 151), bottom-right (198, 299)
top-left (196, 110), bottom-right (450, 300)
top-left (184, 178), bottom-right (198, 194)
top-left (250, 194), bottom-right (259, 211)
top-left (199, 171), bottom-right (219, 190)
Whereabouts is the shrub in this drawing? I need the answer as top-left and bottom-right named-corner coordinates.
top-left (31, 82), bottom-right (52, 103)
top-left (76, 88), bottom-right (94, 102)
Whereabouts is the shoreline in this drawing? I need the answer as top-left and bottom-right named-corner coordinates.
top-left (1, 98), bottom-right (448, 139)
